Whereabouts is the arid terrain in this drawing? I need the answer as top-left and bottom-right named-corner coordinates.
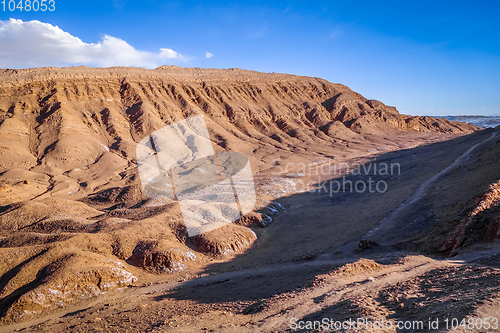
top-left (0, 66), bottom-right (499, 332)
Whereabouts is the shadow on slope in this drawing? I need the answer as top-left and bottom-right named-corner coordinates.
top-left (161, 128), bottom-right (499, 307)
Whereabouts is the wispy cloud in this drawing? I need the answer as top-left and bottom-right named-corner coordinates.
top-left (0, 19), bottom-right (187, 69)
top-left (249, 26), bottom-right (268, 39)
top-left (205, 52), bottom-right (213, 59)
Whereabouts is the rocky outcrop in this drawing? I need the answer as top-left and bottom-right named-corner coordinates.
top-left (128, 239), bottom-right (197, 273)
top-left (1, 260), bottom-right (137, 323)
top-left (195, 224), bottom-right (257, 257)
top-left (441, 179), bottom-right (500, 256)
top-left (322, 94), bottom-right (477, 134)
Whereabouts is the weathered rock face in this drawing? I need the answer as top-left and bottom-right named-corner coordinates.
top-left (0, 66), bottom-right (478, 324)
top-left (195, 224), bottom-right (257, 257)
top-left (128, 239), bottom-right (197, 273)
top-left (0, 198), bottom-right (102, 231)
top-left (1, 257), bottom-right (137, 323)
top-left (0, 67), bottom-right (476, 198)
top-left (0, 66), bottom-right (477, 208)
top-left (321, 92), bottom-right (476, 133)
top-left (441, 179), bottom-right (500, 256)
top-left (235, 211), bottom-right (269, 227)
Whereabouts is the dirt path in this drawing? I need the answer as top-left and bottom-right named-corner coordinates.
top-left (345, 132), bottom-right (498, 247)
top-left (10, 251), bottom-right (500, 333)
top-left (250, 256), bottom-right (454, 333)
top-left (5, 130), bottom-right (500, 332)
top-left (7, 236), bottom-right (500, 333)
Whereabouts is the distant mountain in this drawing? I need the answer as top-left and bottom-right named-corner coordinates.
top-left (437, 115), bottom-right (500, 128)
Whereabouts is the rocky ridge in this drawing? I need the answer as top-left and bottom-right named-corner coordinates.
top-left (0, 66), bottom-right (478, 324)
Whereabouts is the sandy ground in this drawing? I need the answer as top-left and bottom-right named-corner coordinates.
top-left (0, 66), bottom-right (495, 332)
top-left (3, 127), bottom-right (500, 333)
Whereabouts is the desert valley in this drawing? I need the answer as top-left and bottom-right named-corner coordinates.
top-left (0, 66), bottom-right (499, 332)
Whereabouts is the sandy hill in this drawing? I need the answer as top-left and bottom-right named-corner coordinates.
top-left (0, 66), bottom-right (481, 327)
top-left (0, 66), bottom-right (475, 204)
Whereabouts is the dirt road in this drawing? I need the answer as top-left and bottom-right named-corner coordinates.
top-left (5, 128), bottom-right (500, 332)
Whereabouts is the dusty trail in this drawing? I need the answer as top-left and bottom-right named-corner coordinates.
top-left (367, 132), bottom-right (498, 244)
top-left (323, 131), bottom-right (500, 254)
top-left (5, 130), bottom-right (500, 332)
top-left (0, 252), bottom-right (465, 332)
top-left (251, 257), bottom-right (455, 333)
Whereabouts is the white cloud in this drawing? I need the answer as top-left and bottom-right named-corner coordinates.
top-left (205, 52), bottom-right (213, 59)
top-left (0, 18), bottom-right (187, 69)
top-left (160, 48), bottom-right (180, 59)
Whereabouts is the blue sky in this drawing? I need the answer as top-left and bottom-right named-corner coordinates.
top-left (0, 1), bottom-right (499, 116)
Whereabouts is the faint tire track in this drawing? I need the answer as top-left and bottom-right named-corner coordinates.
top-left (363, 132), bottom-right (498, 245)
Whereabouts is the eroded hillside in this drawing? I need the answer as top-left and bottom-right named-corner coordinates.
top-left (0, 66), bottom-right (479, 325)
